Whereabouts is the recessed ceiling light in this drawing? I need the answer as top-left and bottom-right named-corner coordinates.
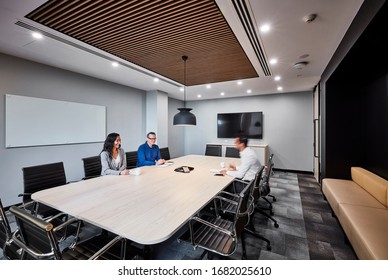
top-left (32, 32), bottom-right (43, 39)
top-left (277, 86), bottom-right (283, 91)
top-left (247, 89), bottom-right (252, 94)
top-left (206, 84), bottom-right (211, 89)
top-left (220, 92), bottom-right (225, 96)
top-left (269, 58), bottom-right (277, 65)
top-left (237, 81), bottom-right (243, 85)
top-left (111, 62), bottom-right (119, 67)
top-left (274, 76), bottom-right (281, 81)
top-left (153, 78), bottom-right (159, 82)
top-left (260, 24), bottom-right (270, 33)
top-left (197, 94), bottom-right (202, 98)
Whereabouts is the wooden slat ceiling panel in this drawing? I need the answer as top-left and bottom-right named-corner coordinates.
top-left (26, 0), bottom-right (258, 86)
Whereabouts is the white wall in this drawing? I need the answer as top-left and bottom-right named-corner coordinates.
top-left (184, 92), bottom-right (314, 171)
top-left (0, 53), bottom-right (146, 206)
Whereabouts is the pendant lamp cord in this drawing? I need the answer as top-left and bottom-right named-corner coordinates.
top-left (182, 55), bottom-right (188, 107)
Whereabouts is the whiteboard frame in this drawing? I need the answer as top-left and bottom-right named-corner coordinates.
top-left (5, 94), bottom-right (106, 148)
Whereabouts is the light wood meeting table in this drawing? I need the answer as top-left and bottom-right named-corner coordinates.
top-left (32, 155), bottom-right (240, 245)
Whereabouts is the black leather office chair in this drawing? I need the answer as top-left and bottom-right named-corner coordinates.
top-left (265, 153), bottom-right (277, 202)
top-left (125, 151), bottom-right (138, 169)
top-left (225, 146), bottom-right (240, 158)
top-left (255, 162), bottom-right (279, 227)
top-left (179, 179), bottom-right (255, 259)
top-left (215, 167), bottom-right (272, 251)
top-left (159, 147), bottom-right (171, 160)
top-left (82, 155), bottom-right (102, 179)
top-left (9, 206), bottom-right (140, 260)
top-left (258, 157), bottom-right (277, 213)
top-left (18, 162), bottom-right (79, 241)
top-left (205, 144), bottom-right (222, 157)
top-left (19, 162), bottom-right (67, 218)
top-left (0, 198), bottom-right (21, 259)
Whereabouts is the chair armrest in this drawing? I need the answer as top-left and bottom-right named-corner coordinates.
top-left (16, 199), bottom-right (38, 215)
top-left (45, 212), bottom-right (69, 222)
top-left (89, 235), bottom-right (124, 260)
top-left (218, 190), bottom-right (240, 200)
top-left (233, 178), bottom-right (250, 185)
top-left (212, 195), bottom-right (239, 216)
top-left (52, 216), bottom-right (82, 243)
top-left (18, 193), bottom-right (32, 198)
top-left (17, 200), bottom-right (35, 209)
top-left (190, 216), bottom-right (234, 237)
top-left (52, 217), bottom-right (79, 232)
top-left (227, 178), bottom-right (251, 193)
top-left (214, 195), bottom-right (239, 206)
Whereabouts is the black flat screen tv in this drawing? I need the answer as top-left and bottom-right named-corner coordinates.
top-left (217, 112), bottom-right (263, 139)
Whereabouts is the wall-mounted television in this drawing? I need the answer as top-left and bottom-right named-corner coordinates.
top-left (217, 112), bottom-right (263, 139)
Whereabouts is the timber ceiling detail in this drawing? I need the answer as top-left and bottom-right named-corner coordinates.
top-left (26, 0), bottom-right (258, 86)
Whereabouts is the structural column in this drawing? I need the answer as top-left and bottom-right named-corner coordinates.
top-left (145, 90), bottom-right (168, 148)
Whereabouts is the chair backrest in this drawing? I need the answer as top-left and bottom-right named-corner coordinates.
top-left (205, 144), bottom-right (222, 157)
top-left (234, 179), bottom-right (255, 237)
top-left (125, 151), bottom-right (138, 169)
top-left (82, 155), bottom-right (101, 180)
top-left (22, 162), bottom-right (67, 203)
top-left (267, 153), bottom-right (274, 167)
top-left (0, 199), bottom-right (22, 260)
top-left (260, 163), bottom-right (274, 196)
top-left (159, 147), bottom-right (171, 160)
top-left (0, 198), bottom-right (12, 250)
top-left (225, 146), bottom-right (240, 158)
top-left (9, 206), bottom-right (61, 260)
top-left (251, 166), bottom-right (265, 203)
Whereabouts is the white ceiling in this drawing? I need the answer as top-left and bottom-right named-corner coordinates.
top-left (0, 0), bottom-right (364, 101)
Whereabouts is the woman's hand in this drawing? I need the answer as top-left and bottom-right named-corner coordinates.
top-left (120, 169), bottom-right (131, 175)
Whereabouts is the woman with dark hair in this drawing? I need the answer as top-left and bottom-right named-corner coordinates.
top-left (100, 132), bottom-right (130, 175)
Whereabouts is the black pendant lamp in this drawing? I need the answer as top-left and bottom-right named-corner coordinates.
top-left (173, 55), bottom-right (197, 126)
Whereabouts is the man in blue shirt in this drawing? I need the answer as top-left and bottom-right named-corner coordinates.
top-left (137, 132), bottom-right (166, 166)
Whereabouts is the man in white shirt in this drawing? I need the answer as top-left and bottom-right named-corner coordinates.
top-left (220, 135), bottom-right (261, 191)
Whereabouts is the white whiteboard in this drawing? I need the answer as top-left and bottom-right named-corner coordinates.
top-left (5, 94), bottom-right (106, 148)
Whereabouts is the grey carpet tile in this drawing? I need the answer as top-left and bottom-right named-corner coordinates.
top-left (305, 222), bottom-right (347, 246)
top-left (308, 240), bottom-right (336, 260)
top-left (303, 210), bottom-right (324, 224)
top-left (331, 243), bottom-right (357, 260)
top-left (259, 250), bottom-right (291, 260)
top-left (299, 185), bottom-right (323, 195)
top-left (320, 212), bottom-right (341, 227)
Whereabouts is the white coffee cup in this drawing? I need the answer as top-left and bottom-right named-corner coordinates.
top-left (131, 168), bottom-right (142, 176)
top-left (220, 162), bottom-right (225, 168)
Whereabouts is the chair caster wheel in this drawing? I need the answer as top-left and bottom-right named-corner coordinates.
top-left (272, 198), bottom-right (277, 202)
top-left (274, 223), bottom-right (279, 228)
top-left (266, 245), bottom-right (271, 251)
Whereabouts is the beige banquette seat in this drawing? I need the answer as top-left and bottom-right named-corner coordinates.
top-left (322, 167), bottom-right (388, 260)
